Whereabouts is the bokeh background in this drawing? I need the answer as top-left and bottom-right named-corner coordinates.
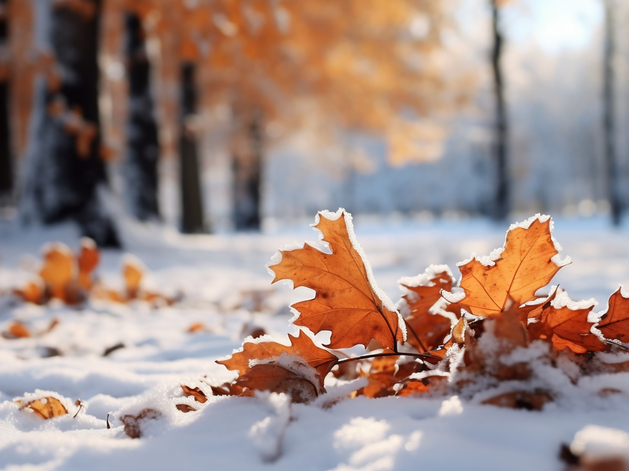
top-left (0, 0), bottom-right (625, 245)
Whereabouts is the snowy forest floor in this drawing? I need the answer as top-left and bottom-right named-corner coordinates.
top-left (1, 213), bottom-right (629, 471)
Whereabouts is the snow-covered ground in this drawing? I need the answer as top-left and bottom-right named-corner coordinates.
top-left (1, 213), bottom-right (629, 471)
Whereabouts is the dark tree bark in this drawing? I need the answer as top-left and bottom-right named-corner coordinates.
top-left (23, 0), bottom-right (119, 246)
top-left (125, 12), bottom-right (160, 221)
top-left (232, 110), bottom-right (262, 231)
top-left (0, 0), bottom-right (12, 201)
top-left (179, 61), bottom-right (205, 233)
top-left (603, 0), bottom-right (621, 226)
top-left (490, 0), bottom-right (509, 221)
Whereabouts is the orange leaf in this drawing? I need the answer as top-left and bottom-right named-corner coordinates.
top-left (4, 321), bottom-right (31, 339)
top-left (529, 292), bottom-right (607, 353)
top-left (39, 243), bottom-right (76, 301)
top-left (19, 397), bottom-right (68, 419)
top-left (399, 268), bottom-right (453, 316)
top-left (13, 280), bottom-right (44, 305)
top-left (217, 331), bottom-right (338, 384)
top-left (270, 209), bottom-right (405, 350)
top-left (234, 359), bottom-right (324, 403)
top-left (77, 238), bottom-right (99, 291)
top-left (457, 217), bottom-right (564, 316)
top-left (122, 256), bottom-right (144, 299)
top-left (598, 288), bottom-right (629, 343)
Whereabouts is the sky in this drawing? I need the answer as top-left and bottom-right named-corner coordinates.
top-left (504, 0), bottom-right (603, 53)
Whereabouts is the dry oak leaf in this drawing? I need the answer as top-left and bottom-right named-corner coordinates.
top-left (399, 267), bottom-right (455, 352)
top-left (456, 216), bottom-right (566, 317)
top-left (19, 397), bottom-right (68, 419)
top-left (357, 355), bottom-right (424, 398)
top-left (399, 266), bottom-right (454, 317)
top-left (270, 209), bottom-right (405, 350)
top-left (482, 390), bottom-right (553, 411)
top-left (234, 357), bottom-right (324, 404)
top-left (217, 331), bottom-right (338, 386)
top-left (597, 288), bottom-right (629, 344)
top-left (529, 292), bottom-right (606, 354)
top-left (120, 408), bottom-right (162, 439)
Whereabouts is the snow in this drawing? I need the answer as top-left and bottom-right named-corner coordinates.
top-left (1, 214), bottom-right (629, 470)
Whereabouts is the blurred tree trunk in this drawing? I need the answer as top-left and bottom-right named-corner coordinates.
top-left (232, 109), bottom-right (262, 231)
top-left (179, 61), bottom-right (205, 233)
top-left (22, 0), bottom-right (119, 246)
top-left (0, 0), bottom-right (12, 201)
top-left (490, 0), bottom-right (509, 221)
top-left (125, 12), bottom-right (160, 221)
top-left (603, 0), bottom-right (621, 226)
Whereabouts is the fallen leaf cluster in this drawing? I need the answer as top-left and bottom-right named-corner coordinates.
top-left (9, 239), bottom-right (173, 307)
top-left (209, 209), bottom-right (629, 408)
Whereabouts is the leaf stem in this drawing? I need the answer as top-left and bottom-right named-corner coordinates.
top-left (336, 351), bottom-right (440, 365)
top-left (403, 319), bottom-right (427, 353)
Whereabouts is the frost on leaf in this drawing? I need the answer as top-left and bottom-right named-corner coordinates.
top-left (234, 357), bottom-right (324, 404)
top-left (399, 267), bottom-right (456, 352)
top-left (217, 331), bottom-right (338, 385)
top-left (269, 209), bottom-right (405, 350)
top-left (528, 290), bottom-right (606, 354)
top-left (457, 217), bottom-right (564, 316)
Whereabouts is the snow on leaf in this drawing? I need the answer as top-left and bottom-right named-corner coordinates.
top-left (217, 331), bottom-right (338, 386)
top-left (456, 216), bottom-right (565, 316)
top-left (597, 288), bottom-right (629, 344)
top-left (19, 396), bottom-right (68, 420)
top-left (269, 209), bottom-right (405, 350)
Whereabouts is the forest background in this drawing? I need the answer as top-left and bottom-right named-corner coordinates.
top-left (0, 0), bottom-right (626, 243)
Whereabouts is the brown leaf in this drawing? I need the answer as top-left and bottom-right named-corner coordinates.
top-left (457, 217), bottom-right (563, 316)
top-left (399, 269), bottom-right (453, 317)
top-left (357, 356), bottom-right (424, 398)
top-left (270, 209), bottom-right (405, 350)
top-left (396, 375), bottom-right (449, 397)
top-left (217, 331), bottom-right (338, 386)
top-left (176, 404), bottom-right (197, 413)
top-left (481, 390), bottom-right (552, 410)
top-left (598, 288), bottom-right (629, 343)
top-left (405, 312), bottom-right (452, 353)
top-left (234, 360), bottom-right (323, 403)
top-left (19, 397), bottom-right (68, 419)
top-left (181, 385), bottom-right (207, 403)
top-left (120, 408), bottom-right (162, 439)
top-left (529, 295), bottom-right (606, 354)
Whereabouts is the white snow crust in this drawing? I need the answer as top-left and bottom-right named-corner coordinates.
top-left (1, 215), bottom-right (629, 470)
